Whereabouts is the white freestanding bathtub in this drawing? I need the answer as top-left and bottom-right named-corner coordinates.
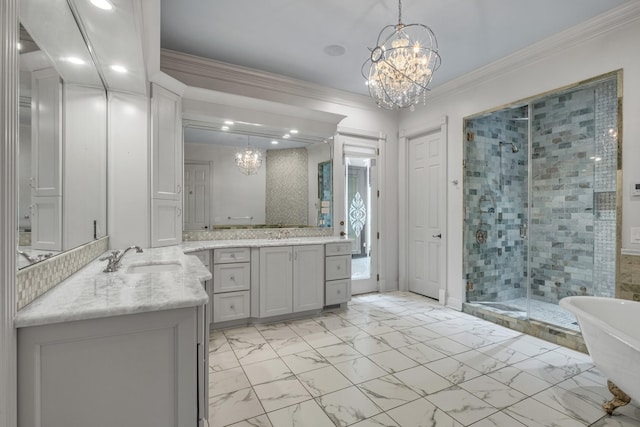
top-left (560, 296), bottom-right (640, 413)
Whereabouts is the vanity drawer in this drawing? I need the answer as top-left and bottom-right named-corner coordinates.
top-left (325, 279), bottom-right (351, 305)
top-left (191, 250), bottom-right (211, 269)
top-left (213, 291), bottom-right (250, 323)
top-left (213, 263), bottom-right (250, 293)
top-left (326, 242), bottom-right (351, 257)
top-left (325, 255), bottom-right (351, 281)
top-left (213, 247), bottom-right (251, 264)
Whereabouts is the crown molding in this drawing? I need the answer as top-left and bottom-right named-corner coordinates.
top-left (161, 49), bottom-right (383, 112)
top-left (418, 1), bottom-right (640, 106)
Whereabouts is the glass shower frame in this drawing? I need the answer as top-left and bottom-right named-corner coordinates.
top-left (462, 71), bottom-right (621, 331)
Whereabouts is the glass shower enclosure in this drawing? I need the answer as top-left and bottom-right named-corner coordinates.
top-left (463, 73), bottom-right (619, 331)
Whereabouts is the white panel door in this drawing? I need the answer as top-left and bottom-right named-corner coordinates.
top-left (292, 245), bottom-right (324, 312)
top-left (184, 163), bottom-right (210, 230)
top-left (408, 130), bottom-right (443, 299)
top-left (259, 246), bottom-right (293, 317)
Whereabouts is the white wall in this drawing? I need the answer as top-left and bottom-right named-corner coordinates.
top-left (108, 92), bottom-right (150, 248)
top-left (184, 143), bottom-right (266, 225)
top-left (398, 5), bottom-right (640, 308)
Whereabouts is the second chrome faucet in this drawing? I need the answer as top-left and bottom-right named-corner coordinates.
top-left (100, 246), bottom-right (143, 273)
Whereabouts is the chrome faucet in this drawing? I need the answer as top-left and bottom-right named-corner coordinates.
top-left (100, 246), bottom-right (143, 273)
top-left (17, 250), bottom-right (38, 264)
top-left (17, 250), bottom-right (53, 264)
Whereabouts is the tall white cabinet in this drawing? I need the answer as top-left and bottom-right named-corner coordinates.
top-left (30, 68), bottom-right (62, 250)
top-left (259, 245), bottom-right (324, 317)
top-left (29, 69), bottom-right (107, 251)
top-left (150, 83), bottom-right (183, 247)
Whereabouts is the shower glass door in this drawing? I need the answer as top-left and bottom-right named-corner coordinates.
top-left (463, 73), bottom-right (619, 332)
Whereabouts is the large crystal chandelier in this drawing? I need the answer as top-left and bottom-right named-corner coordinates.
top-left (235, 138), bottom-right (263, 175)
top-left (362, 0), bottom-right (441, 110)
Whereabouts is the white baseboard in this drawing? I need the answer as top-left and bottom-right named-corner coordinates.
top-left (446, 297), bottom-right (463, 311)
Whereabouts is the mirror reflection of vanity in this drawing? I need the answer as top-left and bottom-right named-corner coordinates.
top-left (183, 123), bottom-right (333, 230)
top-left (17, 0), bottom-right (108, 269)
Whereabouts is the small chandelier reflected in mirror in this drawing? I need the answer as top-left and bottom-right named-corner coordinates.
top-left (362, 0), bottom-right (441, 110)
top-left (235, 137), bottom-right (263, 175)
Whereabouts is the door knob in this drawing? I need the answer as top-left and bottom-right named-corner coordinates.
top-left (433, 233), bottom-right (442, 238)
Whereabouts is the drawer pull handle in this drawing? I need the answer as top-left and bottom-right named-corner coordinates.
top-left (230, 253), bottom-right (236, 258)
top-left (230, 275), bottom-right (235, 281)
top-left (337, 290), bottom-right (341, 294)
top-left (337, 265), bottom-right (341, 270)
top-left (229, 304), bottom-right (235, 310)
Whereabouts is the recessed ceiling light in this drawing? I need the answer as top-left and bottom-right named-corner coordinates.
top-left (289, 129), bottom-right (299, 134)
top-left (221, 126), bottom-right (230, 131)
top-left (64, 56), bottom-right (85, 65)
top-left (283, 134), bottom-right (290, 139)
top-left (110, 64), bottom-right (127, 73)
top-left (90, 0), bottom-right (113, 10)
top-left (271, 140), bottom-right (279, 145)
top-left (323, 44), bottom-right (346, 57)
top-left (224, 120), bottom-right (234, 125)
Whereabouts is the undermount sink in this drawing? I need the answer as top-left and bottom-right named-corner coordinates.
top-left (126, 261), bottom-right (182, 274)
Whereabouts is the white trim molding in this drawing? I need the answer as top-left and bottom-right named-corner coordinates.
top-left (1, 0), bottom-right (19, 425)
top-left (161, 49), bottom-right (382, 112)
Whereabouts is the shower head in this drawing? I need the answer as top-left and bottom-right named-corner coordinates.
top-left (499, 141), bottom-right (520, 153)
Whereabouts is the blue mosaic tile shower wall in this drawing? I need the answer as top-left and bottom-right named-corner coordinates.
top-left (464, 107), bottom-right (529, 302)
top-left (464, 76), bottom-right (618, 306)
top-left (530, 78), bottom-right (617, 303)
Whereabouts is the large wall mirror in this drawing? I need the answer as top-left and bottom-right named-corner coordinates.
top-left (183, 124), bottom-right (333, 230)
top-left (17, 0), bottom-right (108, 269)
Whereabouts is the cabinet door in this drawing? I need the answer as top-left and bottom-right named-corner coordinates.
top-left (30, 196), bottom-right (62, 251)
top-left (31, 68), bottom-right (62, 197)
top-left (151, 199), bottom-right (182, 247)
top-left (293, 245), bottom-right (324, 312)
top-left (151, 84), bottom-right (182, 200)
top-left (259, 246), bottom-right (293, 317)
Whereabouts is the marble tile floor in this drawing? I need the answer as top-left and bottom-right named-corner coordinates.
top-left (207, 291), bottom-right (640, 427)
top-left (467, 297), bottom-right (581, 331)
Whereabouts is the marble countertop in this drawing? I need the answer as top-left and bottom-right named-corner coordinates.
top-left (14, 246), bottom-right (211, 328)
top-left (181, 236), bottom-right (351, 253)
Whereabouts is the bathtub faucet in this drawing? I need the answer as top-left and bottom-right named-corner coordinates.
top-left (100, 245), bottom-right (143, 272)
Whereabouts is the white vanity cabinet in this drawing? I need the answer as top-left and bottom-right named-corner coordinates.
top-left (325, 242), bottom-right (352, 305)
top-left (18, 308), bottom-right (202, 427)
top-left (259, 245), bottom-right (324, 317)
top-left (212, 247), bottom-right (251, 322)
top-left (151, 83), bottom-right (183, 247)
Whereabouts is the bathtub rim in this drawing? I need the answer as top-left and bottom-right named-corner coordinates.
top-left (559, 296), bottom-right (640, 354)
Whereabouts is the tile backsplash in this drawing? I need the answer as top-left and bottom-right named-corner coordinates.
top-left (17, 237), bottom-right (109, 310)
top-left (183, 227), bottom-right (334, 241)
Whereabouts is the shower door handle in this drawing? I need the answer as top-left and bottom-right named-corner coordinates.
top-left (432, 233), bottom-right (442, 239)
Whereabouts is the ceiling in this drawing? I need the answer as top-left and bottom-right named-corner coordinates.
top-left (160, 0), bottom-right (626, 96)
